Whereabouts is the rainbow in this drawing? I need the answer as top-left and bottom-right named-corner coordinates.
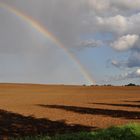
top-left (0, 2), bottom-right (95, 85)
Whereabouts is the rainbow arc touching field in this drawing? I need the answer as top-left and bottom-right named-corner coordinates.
top-left (0, 2), bottom-right (95, 85)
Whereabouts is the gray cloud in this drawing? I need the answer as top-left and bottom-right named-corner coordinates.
top-left (112, 51), bottom-right (140, 68)
top-left (88, 0), bottom-right (140, 15)
top-left (113, 68), bottom-right (140, 81)
top-left (111, 60), bottom-right (127, 68)
top-left (2, 0), bottom-right (140, 47)
top-left (127, 52), bottom-right (140, 67)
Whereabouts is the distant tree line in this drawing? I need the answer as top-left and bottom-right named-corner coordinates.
top-left (125, 83), bottom-right (139, 86)
top-left (84, 83), bottom-right (140, 87)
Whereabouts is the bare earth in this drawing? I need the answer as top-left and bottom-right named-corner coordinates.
top-left (0, 84), bottom-right (140, 138)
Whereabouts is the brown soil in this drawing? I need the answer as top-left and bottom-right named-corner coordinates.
top-left (0, 84), bottom-right (140, 139)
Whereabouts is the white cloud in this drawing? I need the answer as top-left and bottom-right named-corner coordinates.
top-left (94, 13), bottom-right (140, 35)
top-left (111, 34), bottom-right (139, 51)
top-left (96, 15), bottom-right (127, 34)
top-left (111, 60), bottom-right (118, 66)
top-left (79, 39), bottom-right (102, 48)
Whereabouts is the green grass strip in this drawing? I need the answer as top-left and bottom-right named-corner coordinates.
top-left (11, 123), bottom-right (140, 140)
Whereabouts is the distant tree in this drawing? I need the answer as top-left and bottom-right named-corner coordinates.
top-left (125, 83), bottom-right (136, 86)
top-left (90, 85), bottom-right (97, 86)
top-left (107, 84), bottom-right (112, 86)
top-left (103, 84), bottom-right (112, 86)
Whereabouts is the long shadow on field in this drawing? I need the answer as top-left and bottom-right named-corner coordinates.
top-left (0, 109), bottom-right (94, 139)
top-left (92, 103), bottom-right (140, 108)
top-left (38, 104), bottom-right (140, 120)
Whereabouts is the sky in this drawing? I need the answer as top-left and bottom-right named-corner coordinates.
top-left (0, 0), bottom-right (140, 85)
